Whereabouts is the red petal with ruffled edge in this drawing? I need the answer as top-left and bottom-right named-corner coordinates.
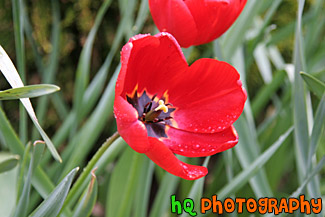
top-left (163, 126), bottom-right (238, 157)
top-left (146, 137), bottom-right (208, 180)
top-left (168, 58), bottom-right (247, 133)
top-left (118, 33), bottom-right (188, 99)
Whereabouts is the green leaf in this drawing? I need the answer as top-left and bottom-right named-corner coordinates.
top-left (12, 0), bottom-right (27, 144)
top-left (221, 0), bottom-right (266, 59)
top-left (13, 141), bottom-right (44, 217)
top-left (0, 166), bottom-right (17, 217)
top-left (0, 84), bottom-right (60, 100)
top-left (0, 107), bottom-right (55, 199)
top-left (61, 136), bottom-right (125, 213)
top-left (29, 167), bottom-right (79, 217)
top-left (264, 156), bottom-right (325, 217)
top-left (72, 0), bottom-right (112, 124)
top-left (308, 96), bottom-right (325, 168)
top-left (106, 146), bottom-right (141, 217)
top-left (217, 128), bottom-right (292, 200)
top-left (252, 70), bottom-right (287, 117)
top-left (0, 153), bottom-right (19, 173)
top-left (300, 71), bottom-right (325, 99)
top-left (72, 169), bottom-right (98, 217)
top-left (0, 46), bottom-right (62, 162)
top-left (133, 157), bottom-right (154, 217)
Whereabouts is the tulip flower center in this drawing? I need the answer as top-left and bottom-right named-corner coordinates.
top-left (126, 90), bottom-right (175, 138)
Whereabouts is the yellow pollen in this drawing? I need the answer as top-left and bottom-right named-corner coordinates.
top-left (155, 100), bottom-right (168, 113)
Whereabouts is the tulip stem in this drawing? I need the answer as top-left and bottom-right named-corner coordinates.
top-left (60, 131), bottom-right (120, 213)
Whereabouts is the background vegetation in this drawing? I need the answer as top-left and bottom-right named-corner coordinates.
top-left (0, 0), bottom-right (324, 216)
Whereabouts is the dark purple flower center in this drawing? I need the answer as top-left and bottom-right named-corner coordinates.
top-left (126, 90), bottom-right (175, 138)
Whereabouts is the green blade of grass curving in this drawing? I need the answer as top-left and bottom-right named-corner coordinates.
top-left (29, 167), bottom-right (79, 217)
top-left (72, 0), bottom-right (113, 124)
top-left (0, 153), bottom-right (19, 174)
top-left (13, 141), bottom-right (45, 217)
top-left (0, 85), bottom-right (60, 100)
top-left (300, 72), bottom-right (325, 99)
top-left (72, 169), bottom-right (98, 217)
top-left (0, 46), bottom-right (62, 162)
top-left (217, 128), bottom-right (292, 200)
top-left (106, 147), bottom-right (141, 217)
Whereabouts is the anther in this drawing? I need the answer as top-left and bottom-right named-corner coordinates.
top-left (154, 100), bottom-right (169, 113)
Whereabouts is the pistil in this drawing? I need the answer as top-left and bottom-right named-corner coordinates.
top-left (145, 100), bottom-right (168, 122)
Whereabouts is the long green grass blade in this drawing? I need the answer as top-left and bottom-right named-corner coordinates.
top-left (72, 169), bottom-right (98, 217)
top-left (72, 0), bottom-right (112, 123)
top-left (252, 70), bottom-right (287, 117)
top-left (149, 172), bottom-right (180, 217)
top-left (0, 46), bottom-right (62, 162)
top-left (300, 72), bottom-right (325, 99)
top-left (29, 167), bottom-right (79, 217)
top-left (221, 0), bottom-right (266, 59)
top-left (12, 0), bottom-right (27, 144)
top-left (32, 0), bottom-right (61, 133)
top-left (13, 141), bottom-right (44, 217)
top-left (106, 147), bottom-right (140, 217)
top-left (60, 137), bottom-right (126, 213)
top-left (0, 85), bottom-right (60, 100)
top-left (0, 153), bottom-right (19, 173)
top-left (0, 166), bottom-right (17, 217)
top-left (307, 96), bottom-right (325, 168)
top-left (264, 156), bottom-right (325, 217)
top-left (0, 107), bottom-right (56, 201)
top-left (134, 158), bottom-right (154, 217)
top-left (217, 128), bottom-right (292, 199)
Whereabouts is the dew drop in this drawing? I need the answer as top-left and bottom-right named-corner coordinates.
top-left (193, 144), bottom-right (200, 149)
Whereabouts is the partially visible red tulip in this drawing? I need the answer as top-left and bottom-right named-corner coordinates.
top-left (114, 33), bottom-right (246, 180)
top-left (149, 0), bottom-right (247, 47)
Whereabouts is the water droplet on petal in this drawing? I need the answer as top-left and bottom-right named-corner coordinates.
top-left (193, 144), bottom-right (200, 149)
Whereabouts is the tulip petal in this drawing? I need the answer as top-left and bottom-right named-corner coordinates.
top-left (164, 126), bottom-right (238, 157)
top-left (183, 0), bottom-right (224, 45)
top-left (149, 0), bottom-right (197, 48)
top-left (118, 33), bottom-right (188, 98)
top-left (114, 96), bottom-right (150, 153)
top-left (207, 0), bottom-right (247, 43)
top-left (168, 58), bottom-right (247, 133)
top-left (145, 137), bottom-right (208, 180)
top-left (184, 0), bottom-right (246, 45)
top-left (149, 0), bottom-right (247, 47)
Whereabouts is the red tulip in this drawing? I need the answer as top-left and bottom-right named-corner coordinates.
top-left (149, 0), bottom-right (247, 47)
top-left (114, 33), bottom-right (246, 180)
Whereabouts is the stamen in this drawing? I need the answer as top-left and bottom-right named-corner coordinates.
top-left (155, 100), bottom-right (169, 113)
